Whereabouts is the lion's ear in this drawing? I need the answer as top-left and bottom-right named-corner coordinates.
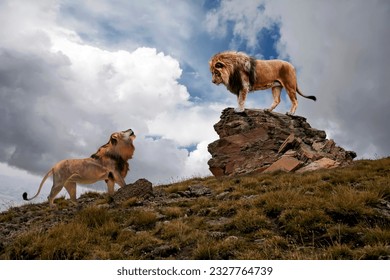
top-left (215, 62), bottom-right (224, 68)
top-left (110, 134), bottom-right (118, 145)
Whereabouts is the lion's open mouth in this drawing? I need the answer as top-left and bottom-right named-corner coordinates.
top-left (123, 129), bottom-right (135, 136)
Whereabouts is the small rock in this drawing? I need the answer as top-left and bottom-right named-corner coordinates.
top-left (215, 191), bottom-right (230, 200)
top-left (264, 156), bottom-right (303, 173)
top-left (188, 185), bottom-right (212, 197)
top-left (112, 178), bottom-right (153, 204)
top-left (297, 158), bottom-right (339, 173)
top-left (304, 191), bottom-right (315, 196)
top-left (225, 236), bottom-right (239, 242)
top-left (278, 134), bottom-right (299, 154)
top-left (208, 231), bottom-right (227, 239)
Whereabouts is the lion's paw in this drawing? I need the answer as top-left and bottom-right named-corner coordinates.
top-left (234, 107), bottom-right (245, 113)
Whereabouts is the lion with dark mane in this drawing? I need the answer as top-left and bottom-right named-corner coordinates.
top-left (209, 51), bottom-right (316, 115)
top-left (23, 129), bottom-right (136, 207)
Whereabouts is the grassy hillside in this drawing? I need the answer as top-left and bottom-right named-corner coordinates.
top-left (0, 158), bottom-right (389, 260)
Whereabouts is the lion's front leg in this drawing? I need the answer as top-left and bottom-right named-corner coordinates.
top-left (106, 178), bottom-right (115, 194)
top-left (105, 171), bottom-right (126, 194)
top-left (235, 88), bottom-right (248, 113)
top-left (114, 172), bottom-right (126, 188)
top-left (64, 182), bottom-right (77, 203)
top-left (267, 85), bottom-right (282, 112)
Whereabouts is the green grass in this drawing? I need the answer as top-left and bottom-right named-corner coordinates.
top-left (0, 157), bottom-right (389, 260)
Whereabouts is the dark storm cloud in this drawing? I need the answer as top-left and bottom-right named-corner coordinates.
top-left (0, 44), bottom-right (125, 175)
top-left (0, 48), bottom-right (73, 173)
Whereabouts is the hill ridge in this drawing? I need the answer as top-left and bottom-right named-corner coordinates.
top-left (0, 158), bottom-right (389, 260)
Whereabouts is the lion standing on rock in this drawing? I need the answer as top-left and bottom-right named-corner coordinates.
top-left (209, 51), bottom-right (316, 115)
top-left (23, 129), bottom-right (136, 208)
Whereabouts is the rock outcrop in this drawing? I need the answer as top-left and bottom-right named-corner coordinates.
top-left (208, 108), bottom-right (356, 177)
top-left (112, 178), bottom-right (154, 203)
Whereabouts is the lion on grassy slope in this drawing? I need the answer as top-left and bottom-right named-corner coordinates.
top-left (23, 129), bottom-right (136, 207)
top-left (209, 51), bottom-right (316, 115)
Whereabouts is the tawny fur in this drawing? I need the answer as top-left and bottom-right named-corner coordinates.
top-left (23, 129), bottom-right (136, 207)
top-left (209, 51), bottom-right (316, 115)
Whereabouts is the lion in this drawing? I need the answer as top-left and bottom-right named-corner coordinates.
top-left (209, 51), bottom-right (316, 115)
top-left (22, 129), bottom-right (136, 207)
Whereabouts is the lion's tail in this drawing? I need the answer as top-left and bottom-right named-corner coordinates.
top-left (22, 169), bottom-right (53, 201)
top-left (297, 85), bottom-right (317, 101)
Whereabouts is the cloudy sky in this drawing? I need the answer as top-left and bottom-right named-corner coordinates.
top-left (0, 0), bottom-right (389, 210)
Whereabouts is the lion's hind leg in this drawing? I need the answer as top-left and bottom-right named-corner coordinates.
top-left (286, 94), bottom-right (298, 115)
top-left (285, 86), bottom-right (298, 115)
top-left (48, 181), bottom-right (64, 208)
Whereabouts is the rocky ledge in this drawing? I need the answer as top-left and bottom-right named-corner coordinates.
top-left (208, 108), bottom-right (356, 177)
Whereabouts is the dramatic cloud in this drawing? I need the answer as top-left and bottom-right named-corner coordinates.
top-left (0, 0), bottom-right (222, 210)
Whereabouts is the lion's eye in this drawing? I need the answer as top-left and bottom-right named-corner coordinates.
top-left (214, 71), bottom-right (220, 76)
top-left (215, 62), bottom-right (224, 68)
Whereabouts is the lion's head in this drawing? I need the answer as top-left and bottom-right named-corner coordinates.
top-left (209, 53), bottom-right (234, 86)
top-left (209, 51), bottom-right (256, 95)
top-left (91, 129), bottom-right (136, 177)
top-left (107, 129), bottom-right (136, 160)
top-left (93, 129), bottom-right (136, 160)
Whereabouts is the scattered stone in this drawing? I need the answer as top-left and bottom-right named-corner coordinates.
top-left (374, 199), bottom-right (390, 219)
top-left (304, 191), bottom-right (315, 196)
top-left (178, 185), bottom-right (212, 197)
top-left (187, 185), bottom-right (212, 196)
top-left (225, 236), bottom-right (239, 242)
top-left (215, 191), bottom-right (230, 200)
top-left (208, 231), bottom-right (227, 240)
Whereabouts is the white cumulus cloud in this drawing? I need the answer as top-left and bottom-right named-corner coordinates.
top-left (0, 0), bottom-right (219, 211)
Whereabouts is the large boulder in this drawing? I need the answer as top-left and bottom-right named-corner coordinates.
top-left (208, 108), bottom-right (356, 177)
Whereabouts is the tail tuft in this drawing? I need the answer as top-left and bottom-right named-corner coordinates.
top-left (22, 192), bottom-right (28, 201)
top-left (308, 95), bottom-right (317, 101)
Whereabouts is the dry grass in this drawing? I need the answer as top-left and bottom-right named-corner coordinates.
top-left (1, 157), bottom-right (389, 260)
